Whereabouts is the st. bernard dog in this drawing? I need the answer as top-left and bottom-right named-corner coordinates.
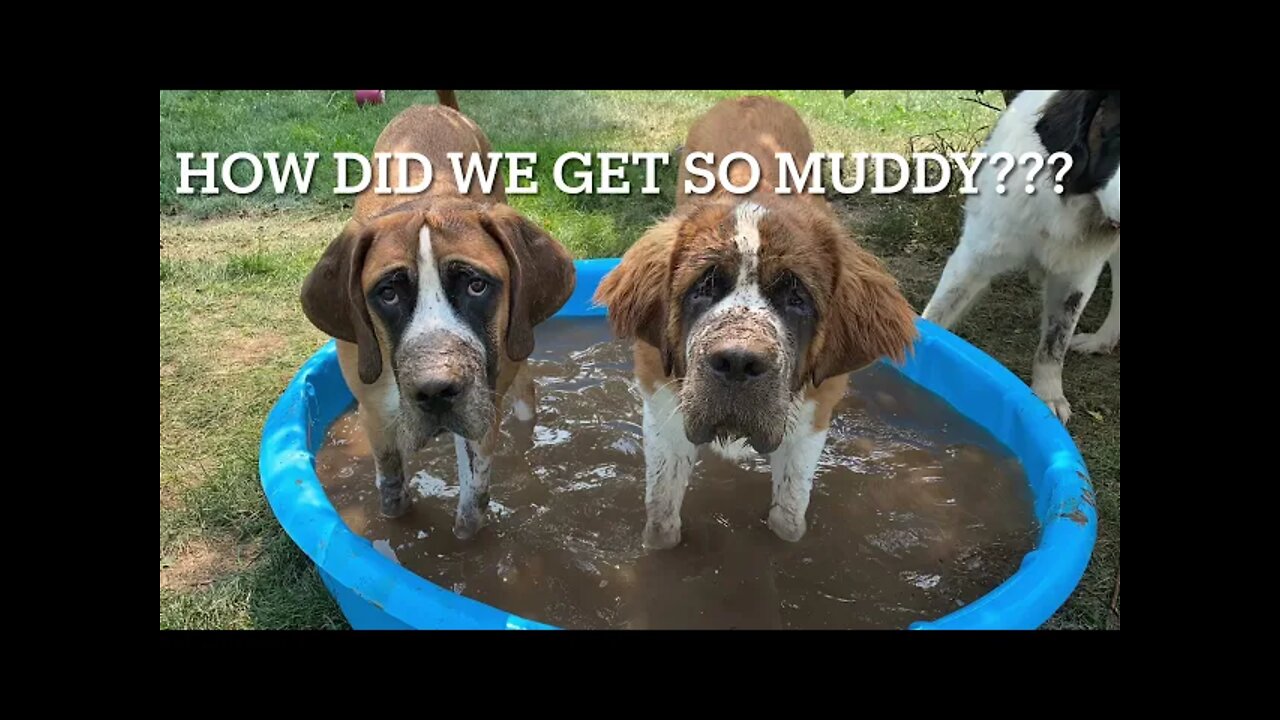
top-left (301, 104), bottom-right (576, 539)
top-left (922, 90), bottom-right (1120, 424)
top-left (594, 96), bottom-right (918, 548)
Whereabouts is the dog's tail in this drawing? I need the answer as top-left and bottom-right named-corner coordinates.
top-left (436, 90), bottom-right (459, 111)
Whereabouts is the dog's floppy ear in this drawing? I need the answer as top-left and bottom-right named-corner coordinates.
top-left (594, 216), bottom-right (680, 374)
top-left (1035, 90), bottom-right (1110, 193)
top-left (809, 223), bottom-right (918, 386)
top-left (481, 205), bottom-right (576, 362)
top-left (300, 219), bottom-right (383, 384)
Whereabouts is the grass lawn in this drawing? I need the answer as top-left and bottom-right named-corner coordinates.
top-left (159, 90), bottom-right (1119, 629)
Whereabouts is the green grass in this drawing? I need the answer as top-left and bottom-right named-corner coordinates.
top-left (159, 90), bottom-right (1118, 630)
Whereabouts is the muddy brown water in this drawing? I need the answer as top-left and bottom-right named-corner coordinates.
top-left (316, 317), bottom-right (1038, 629)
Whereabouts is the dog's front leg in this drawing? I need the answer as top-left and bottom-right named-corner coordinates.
top-left (641, 384), bottom-right (697, 550)
top-left (922, 232), bottom-right (1019, 329)
top-left (1034, 264), bottom-right (1104, 424)
top-left (1070, 243), bottom-right (1120, 354)
top-left (455, 363), bottom-right (523, 540)
top-left (453, 429), bottom-right (496, 540)
top-left (767, 401), bottom-right (829, 542)
top-left (366, 415), bottom-right (410, 518)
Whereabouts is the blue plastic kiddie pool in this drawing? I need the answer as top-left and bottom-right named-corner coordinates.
top-left (259, 258), bottom-right (1096, 630)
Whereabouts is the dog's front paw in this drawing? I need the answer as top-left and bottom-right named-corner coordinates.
top-left (453, 504), bottom-right (488, 540)
top-left (379, 489), bottom-right (412, 519)
top-left (768, 506), bottom-right (807, 543)
top-left (1069, 331), bottom-right (1119, 355)
top-left (1032, 384), bottom-right (1072, 424)
top-left (643, 520), bottom-right (682, 550)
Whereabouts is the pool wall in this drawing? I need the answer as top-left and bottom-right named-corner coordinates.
top-left (259, 259), bottom-right (1097, 630)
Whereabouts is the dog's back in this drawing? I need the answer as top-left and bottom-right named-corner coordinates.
top-left (354, 104), bottom-right (502, 220)
top-left (677, 96), bottom-right (825, 210)
top-left (968, 90), bottom-right (1120, 246)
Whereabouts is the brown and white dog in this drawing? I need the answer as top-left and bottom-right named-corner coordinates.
top-left (595, 97), bottom-right (917, 548)
top-left (301, 104), bottom-right (575, 539)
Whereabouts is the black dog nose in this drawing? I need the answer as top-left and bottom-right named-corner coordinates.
top-left (707, 347), bottom-right (771, 383)
top-left (415, 378), bottom-right (463, 414)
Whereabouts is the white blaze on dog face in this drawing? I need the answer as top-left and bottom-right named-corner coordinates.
top-left (360, 219), bottom-right (504, 443)
top-left (677, 201), bottom-right (804, 453)
top-left (404, 225), bottom-right (485, 351)
top-left (684, 202), bottom-right (786, 361)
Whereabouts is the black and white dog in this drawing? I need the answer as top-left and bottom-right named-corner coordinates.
top-left (923, 90), bottom-right (1120, 424)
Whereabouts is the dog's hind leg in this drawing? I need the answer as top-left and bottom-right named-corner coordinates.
top-left (509, 362), bottom-right (537, 423)
top-left (1033, 260), bottom-right (1106, 424)
top-left (505, 361), bottom-right (538, 456)
top-left (1071, 244), bottom-right (1120, 354)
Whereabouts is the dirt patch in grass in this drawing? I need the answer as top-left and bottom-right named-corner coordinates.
top-left (160, 537), bottom-right (261, 591)
top-left (160, 485), bottom-right (180, 511)
top-left (216, 330), bottom-right (288, 373)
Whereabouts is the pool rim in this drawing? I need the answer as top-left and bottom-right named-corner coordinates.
top-left (259, 258), bottom-right (1097, 630)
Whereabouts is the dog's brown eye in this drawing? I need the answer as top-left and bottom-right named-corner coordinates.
top-left (788, 289), bottom-right (806, 307)
top-left (467, 278), bottom-right (489, 296)
top-left (378, 286), bottom-right (399, 305)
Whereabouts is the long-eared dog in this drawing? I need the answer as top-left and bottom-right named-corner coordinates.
top-left (594, 96), bottom-right (917, 548)
top-left (301, 103), bottom-right (575, 539)
top-left (923, 90), bottom-right (1120, 424)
